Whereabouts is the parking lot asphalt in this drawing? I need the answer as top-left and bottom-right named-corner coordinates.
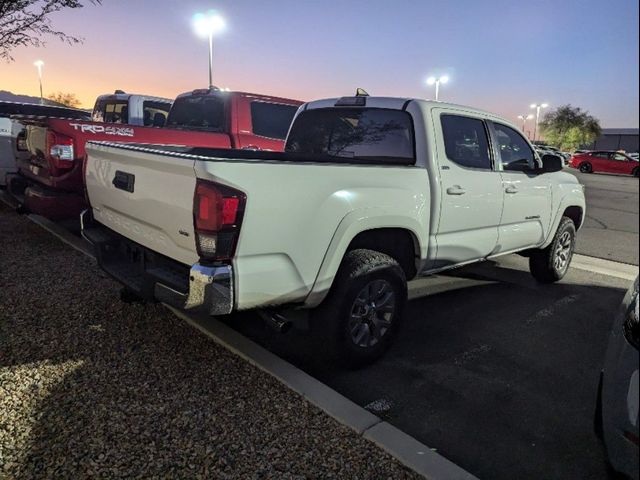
top-left (228, 256), bottom-right (636, 480)
top-left (569, 168), bottom-right (639, 265)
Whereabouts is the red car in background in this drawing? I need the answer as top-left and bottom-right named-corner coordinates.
top-left (570, 151), bottom-right (639, 177)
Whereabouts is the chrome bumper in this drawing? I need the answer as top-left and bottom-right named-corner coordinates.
top-left (155, 263), bottom-right (233, 316)
top-left (81, 210), bottom-right (233, 316)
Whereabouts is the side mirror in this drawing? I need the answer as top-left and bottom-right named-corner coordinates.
top-left (540, 154), bottom-right (563, 173)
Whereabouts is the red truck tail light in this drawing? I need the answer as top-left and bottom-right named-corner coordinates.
top-left (193, 180), bottom-right (246, 261)
top-left (46, 131), bottom-right (75, 169)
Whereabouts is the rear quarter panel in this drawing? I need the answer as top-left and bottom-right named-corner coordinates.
top-left (194, 159), bottom-right (430, 310)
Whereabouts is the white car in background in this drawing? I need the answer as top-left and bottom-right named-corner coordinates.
top-left (534, 145), bottom-right (570, 166)
top-left (628, 152), bottom-right (639, 161)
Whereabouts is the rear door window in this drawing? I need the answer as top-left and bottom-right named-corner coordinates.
top-left (250, 102), bottom-right (298, 140)
top-left (285, 108), bottom-right (415, 164)
top-left (166, 95), bottom-right (227, 132)
top-left (440, 114), bottom-right (492, 169)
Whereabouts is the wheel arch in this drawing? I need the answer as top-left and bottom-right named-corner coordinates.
top-left (303, 210), bottom-right (427, 308)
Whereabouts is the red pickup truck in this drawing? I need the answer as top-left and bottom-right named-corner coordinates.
top-left (7, 89), bottom-right (302, 220)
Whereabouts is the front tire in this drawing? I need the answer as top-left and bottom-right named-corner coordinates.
top-left (312, 249), bottom-right (407, 368)
top-left (579, 162), bottom-right (593, 173)
top-left (529, 217), bottom-right (576, 283)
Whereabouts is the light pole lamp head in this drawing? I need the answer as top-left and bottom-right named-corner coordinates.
top-left (426, 77), bottom-right (436, 86)
top-left (33, 60), bottom-right (44, 69)
top-left (439, 75), bottom-right (449, 84)
top-left (541, 103), bottom-right (549, 109)
top-left (193, 10), bottom-right (225, 38)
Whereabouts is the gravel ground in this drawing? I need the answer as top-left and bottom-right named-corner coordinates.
top-left (0, 203), bottom-right (420, 479)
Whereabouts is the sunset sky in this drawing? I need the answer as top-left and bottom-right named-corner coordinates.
top-left (1, 0), bottom-right (638, 129)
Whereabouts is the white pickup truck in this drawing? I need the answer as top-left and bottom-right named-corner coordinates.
top-left (82, 95), bottom-right (586, 365)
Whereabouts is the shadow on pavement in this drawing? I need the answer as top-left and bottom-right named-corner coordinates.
top-left (227, 263), bottom-right (628, 480)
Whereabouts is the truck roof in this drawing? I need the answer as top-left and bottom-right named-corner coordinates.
top-left (303, 96), bottom-right (521, 132)
top-left (94, 93), bottom-right (173, 104)
top-left (173, 89), bottom-right (303, 105)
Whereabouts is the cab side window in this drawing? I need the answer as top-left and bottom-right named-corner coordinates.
top-left (440, 114), bottom-right (492, 169)
top-left (612, 153), bottom-right (628, 161)
top-left (493, 123), bottom-right (535, 172)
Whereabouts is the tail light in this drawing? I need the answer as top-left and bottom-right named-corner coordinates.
top-left (46, 131), bottom-right (75, 169)
top-left (193, 180), bottom-right (246, 261)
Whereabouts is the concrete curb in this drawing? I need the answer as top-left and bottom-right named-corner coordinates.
top-left (571, 253), bottom-right (638, 281)
top-left (6, 199), bottom-right (479, 479)
top-left (169, 307), bottom-right (479, 480)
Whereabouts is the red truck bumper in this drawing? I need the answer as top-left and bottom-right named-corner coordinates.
top-left (6, 173), bottom-right (86, 221)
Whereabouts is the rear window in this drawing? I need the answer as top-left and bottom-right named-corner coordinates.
top-left (166, 95), bottom-right (227, 132)
top-left (250, 102), bottom-right (298, 140)
top-left (285, 108), bottom-right (415, 164)
top-left (143, 101), bottom-right (171, 127)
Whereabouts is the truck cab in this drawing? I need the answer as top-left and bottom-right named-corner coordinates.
top-left (91, 91), bottom-right (172, 127)
top-left (165, 88), bottom-right (302, 151)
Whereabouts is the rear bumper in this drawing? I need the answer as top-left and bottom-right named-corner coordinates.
top-left (6, 172), bottom-right (85, 220)
top-left (81, 210), bottom-right (233, 316)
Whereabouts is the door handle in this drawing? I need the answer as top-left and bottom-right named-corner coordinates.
top-left (505, 185), bottom-right (518, 194)
top-left (446, 185), bottom-right (466, 195)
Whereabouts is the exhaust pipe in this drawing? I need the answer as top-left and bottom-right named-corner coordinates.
top-left (15, 203), bottom-right (29, 215)
top-left (258, 310), bottom-right (292, 334)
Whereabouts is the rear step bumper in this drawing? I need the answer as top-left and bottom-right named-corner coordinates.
top-left (80, 210), bottom-right (233, 316)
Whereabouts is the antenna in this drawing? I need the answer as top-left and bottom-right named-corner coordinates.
top-left (355, 88), bottom-right (369, 97)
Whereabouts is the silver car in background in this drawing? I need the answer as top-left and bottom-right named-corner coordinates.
top-left (596, 276), bottom-right (639, 479)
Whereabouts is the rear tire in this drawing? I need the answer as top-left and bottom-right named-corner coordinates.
top-left (632, 167), bottom-right (639, 178)
top-left (529, 217), bottom-right (576, 283)
top-left (312, 249), bottom-right (407, 368)
top-left (579, 162), bottom-right (593, 173)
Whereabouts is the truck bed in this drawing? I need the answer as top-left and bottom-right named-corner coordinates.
top-left (84, 141), bottom-right (428, 310)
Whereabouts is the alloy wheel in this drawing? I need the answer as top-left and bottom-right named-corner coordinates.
top-left (348, 279), bottom-right (396, 348)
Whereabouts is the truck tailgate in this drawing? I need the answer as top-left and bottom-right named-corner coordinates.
top-left (85, 142), bottom-right (199, 266)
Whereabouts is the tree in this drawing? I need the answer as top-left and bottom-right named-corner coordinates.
top-left (47, 91), bottom-right (81, 108)
top-left (0, 0), bottom-right (101, 62)
top-left (539, 105), bottom-right (602, 151)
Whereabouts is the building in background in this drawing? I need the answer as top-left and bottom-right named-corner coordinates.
top-left (585, 128), bottom-right (639, 152)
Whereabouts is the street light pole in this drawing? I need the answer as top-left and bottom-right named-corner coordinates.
top-left (426, 75), bottom-right (449, 101)
top-left (34, 60), bottom-right (44, 105)
top-left (530, 103), bottom-right (548, 142)
top-left (517, 114), bottom-right (534, 136)
top-left (193, 10), bottom-right (225, 89)
top-left (208, 31), bottom-right (213, 89)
